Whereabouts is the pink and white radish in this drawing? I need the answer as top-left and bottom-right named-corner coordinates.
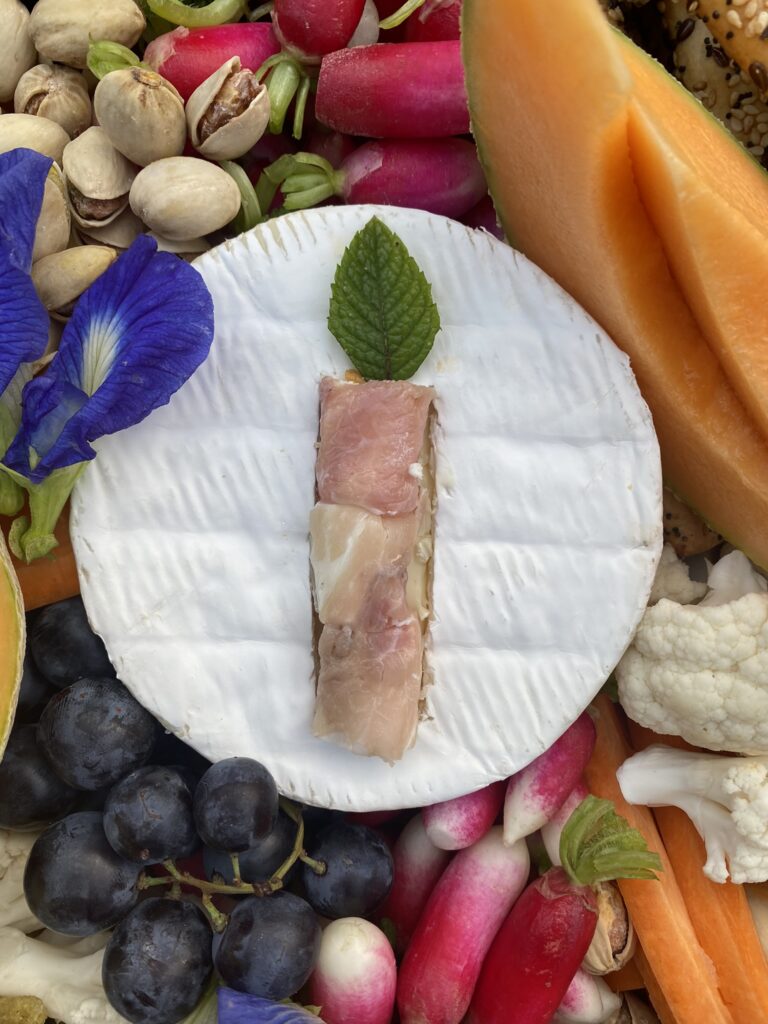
top-left (405, 0), bottom-right (462, 41)
top-left (396, 827), bottom-right (530, 1024)
top-left (305, 129), bottom-right (358, 169)
top-left (553, 969), bottom-right (622, 1024)
top-left (308, 917), bottom-right (396, 1024)
top-left (503, 713), bottom-right (596, 846)
top-left (377, 813), bottom-right (449, 955)
top-left (349, 0), bottom-right (381, 46)
top-left (272, 0), bottom-right (366, 62)
top-left (270, 138), bottom-right (487, 218)
top-left (421, 781), bottom-right (505, 851)
top-left (144, 24), bottom-right (280, 101)
top-left (315, 42), bottom-right (469, 137)
top-left (541, 781), bottom-right (590, 867)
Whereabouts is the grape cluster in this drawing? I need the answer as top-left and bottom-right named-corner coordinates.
top-left (6, 597), bottom-right (395, 1024)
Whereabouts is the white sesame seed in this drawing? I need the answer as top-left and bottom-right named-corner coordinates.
top-left (751, 126), bottom-right (763, 143)
top-left (745, 0), bottom-right (758, 16)
top-left (732, 89), bottom-right (744, 105)
top-left (744, 114), bottom-right (756, 130)
top-left (760, 130), bottom-right (768, 144)
top-left (744, 103), bottom-right (761, 113)
top-left (734, 0), bottom-right (748, 7)
top-left (727, 9), bottom-right (744, 27)
top-left (731, 115), bottom-right (745, 132)
top-left (752, 145), bottom-right (765, 156)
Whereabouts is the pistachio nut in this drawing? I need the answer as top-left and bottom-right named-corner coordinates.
top-left (0, 0), bottom-right (37, 104)
top-left (186, 58), bottom-right (270, 161)
top-left (582, 881), bottom-right (636, 975)
top-left (94, 67), bottom-right (186, 167)
top-left (148, 231), bottom-right (212, 261)
top-left (14, 64), bottom-right (92, 139)
top-left (62, 125), bottom-right (137, 229)
top-left (32, 245), bottom-right (117, 320)
top-left (32, 163), bottom-right (71, 262)
top-left (129, 157), bottom-right (241, 241)
top-left (0, 113), bottom-right (69, 162)
top-left (28, 0), bottom-right (145, 70)
top-left (77, 207), bottom-right (144, 251)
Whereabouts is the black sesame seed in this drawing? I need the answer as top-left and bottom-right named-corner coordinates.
top-left (749, 61), bottom-right (768, 92)
top-left (676, 16), bottom-right (696, 40)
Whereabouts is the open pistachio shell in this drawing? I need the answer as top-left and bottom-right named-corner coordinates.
top-left (186, 57), bottom-right (270, 161)
top-left (14, 64), bottom-right (92, 139)
top-left (32, 245), bottom-right (117, 320)
top-left (32, 163), bottom-right (71, 262)
top-left (29, 0), bottom-right (145, 70)
top-left (582, 881), bottom-right (636, 975)
top-left (62, 125), bottom-right (137, 229)
top-left (77, 207), bottom-right (144, 251)
top-left (0, 113), bottom-right (69, 162)
top-left (93, 67), bottom-right (186, 168)
top-left (129, 156), bottom-right (241, 241)
top-left (0, 0), bottom-right (37, 104)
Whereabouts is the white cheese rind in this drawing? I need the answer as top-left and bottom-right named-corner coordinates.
top-left (70, 205), bottom-right (662, 810)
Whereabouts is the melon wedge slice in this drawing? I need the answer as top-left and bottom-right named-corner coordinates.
top-left (622, 39), bottom-right (768, 439)
top-left (463, 0), bottom-right (768, 568)
top-left (0, 529), bottom-right (24, 755)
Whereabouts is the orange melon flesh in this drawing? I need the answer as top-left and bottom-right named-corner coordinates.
top-left (462, 0), bottom-right (768, 569)
top-left (0, 530), bottom-right (24, 756)
top-left (622, 39), bottom-right (768, 440)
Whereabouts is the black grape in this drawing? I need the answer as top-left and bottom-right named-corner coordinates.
top-left (214, 892), bottom-right (319, 999)
top-left (15, 652), bottom-right (56, 723)
top-left (302, 822), bottom-right (393, 919)
top-left (37, 678), bottom-right (160, 790)
top-left (29, 596), bottom-right (114, 689)
top-left (24, 811), bottom-right (141, 935)
top-left (203, 811), bottom-right (296, 884)
top-left (103, 898), bottom-right (213, 1024)
top-left (104, 766), bottom-right (199, 864)
top-left (0, 725), bottom-right (78, 829)
top-left (193, 758), bottom-right (278, 853)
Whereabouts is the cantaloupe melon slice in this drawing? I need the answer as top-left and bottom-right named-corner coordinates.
top-left (0, 529), bottom-right (24, 756)
top-left (462, 0), bottom-right (768, 569)
top-left (621, 38), bottom-right (768, 439)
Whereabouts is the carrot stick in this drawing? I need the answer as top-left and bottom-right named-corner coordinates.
top-left (633, 946), bottom-right (675, 1024)
top-left (605, 957), bottom-right (644, 992)
top-left (3, 507), bottom-right (79, 611)
top-left (585, 695), bottom-right (733, 1024)
top-left (626, 718), bottom-right (768, 1022)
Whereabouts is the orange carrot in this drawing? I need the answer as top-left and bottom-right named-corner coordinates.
top-left (633, 946), bottom-right (675, 1024)
top-left (585, 695), bottom-right (733, 1024)
top-left (3, 507), bottom-right (79, 611)
top-left (605, 957), bottom-right (644, 992)
top-left (626, 718), bottom-right (768, 1022)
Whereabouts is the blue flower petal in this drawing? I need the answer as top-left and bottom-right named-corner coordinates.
top-left (4, 235), bottom-right (214, 482)
top-left (0, 149), bottom-right (52, 271)
top-left (0, 252), bottom-right (49, 395)
top-left (217, 990), bottom-right (324, 1024)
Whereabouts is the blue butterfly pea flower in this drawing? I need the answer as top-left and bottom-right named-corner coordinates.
top-left (218, 989), bottom-right (325, 1024)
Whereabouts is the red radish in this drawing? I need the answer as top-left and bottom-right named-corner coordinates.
top-left (541, 780), bottom-right (589, 867)
top-left (272, 0), bottom-right (366, 62)
top-left (305, 129), bottom-right (358, 169)
top-left (144, 24), bottom-right (280, 101)
top-left (397, 828), bottom-right (529, 1024)
top-left (553, 969), bottom-right (622, 1024)
top-left (405, 0), bottom-right (462, 41)
top-left (308, 917), bottom-right (396, 1024)
top-left (461, 194), bottom-right (503, 239)
top-left (470, 797), bottom-right (661, 1024)
top-left (421, 781), bottom-right (505, 851)
top-left (241, 133), bottom-right (297, 181)
top-left (315, 42), bottom-right (469, 138)
top-left (377, 814), bottom-right (450, 956)
top-left (275, 138), bottom-right (487, 218)
top-left (503, 712), bottom-right (596, 847)
top-left (349, 0), bottom-right (381, 46)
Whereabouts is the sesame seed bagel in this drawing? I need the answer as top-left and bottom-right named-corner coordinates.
top-left (679, 0), bottom-right (768, 96)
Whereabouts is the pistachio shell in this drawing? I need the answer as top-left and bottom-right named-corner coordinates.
top-left (94, 67), bottom-right (186, 167)
top-left (77, 207), bottom-right (144, 251)
top-left (32, 245), bottom-right (117, 320)
top-left (29, 0), bottom-right (145, 70)
top-left (186, 57), bottom-right (270, 161)
top-left (129, 157), bottom-right (241, 241)
top-left (148, 231), bottom-right (212, 259)
top-left (14, 64), bottom-right (92, 139)
top-left (582, 881), bottom-right (636, 975)
top-left (0, 0), bottom-right (37, 104)
top-left (0, 112), bottom-right (69, 162)
top-left (32, 164), bottom-right (71, 262)
top-left (62, 126), bottom-right (136, 228)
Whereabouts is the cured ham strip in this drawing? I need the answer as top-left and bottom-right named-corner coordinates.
top-left (313, 621), bottom-right (424, 763)
top-left (311, 377), bottom-right (436, 762)
top-left (316, 377), bottom-right (435, 516)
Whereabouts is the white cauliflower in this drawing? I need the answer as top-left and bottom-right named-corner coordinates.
top-left (648, 544), bottom-right (707, 605)
top-left (618, 745), bottom-right (768, 883)
top-left (618, 550), bottom-right (768, 753)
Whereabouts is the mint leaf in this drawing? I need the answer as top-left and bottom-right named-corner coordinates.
top-left (560, 795), bottom-right (662, 886)
top-left (328, 216), bottom-right (440, 380)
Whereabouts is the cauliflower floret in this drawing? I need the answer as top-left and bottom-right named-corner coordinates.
top-left (618, 550), bottom-right (768, 753)
top-left (649, 544), bottom-right (707, 605)
top-left (618, 745), bottom-right (768, 883)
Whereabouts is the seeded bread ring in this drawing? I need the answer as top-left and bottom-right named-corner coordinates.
top-left (681, 0), bottom-right (768, 97)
